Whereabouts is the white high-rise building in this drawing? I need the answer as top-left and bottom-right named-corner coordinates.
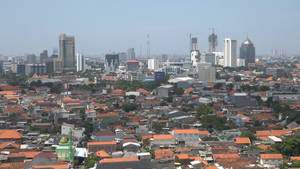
top-left (76, 53), bottom-right (85, 72)
top-left (190, 37), bottom-right (201, 67)
top-left (148, 59), bottom-right (159, 71)
top-left (224, 38), bottom-right (237, 67)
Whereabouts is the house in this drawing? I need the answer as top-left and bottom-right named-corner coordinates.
top-left (172, 129), bottom-right (200, 145)
top-left (152, 134), bottom-right (174, 146)
top-left (156, 85), bottom-right (173, 97)
top-left (123, 142), bottom-right (140, 152)
top-left (213, 153), bottom-right (240, 162)
top-left (154, 149), bottom-right (174, 160)
top-left (175, 154), bottom-right (191, 165)
top-left (97, 157), bottom-right (151, 169)
top-left (230, 93), bottom-right (258, 107)
top-left (92, 130), bottom-right (116, 142)
top-left (272, 94), bottom-right (300, 104)
top-left (260, 154), bottom-right (283, 166)
top-left (0, 130), bottom-right (22, 143)
top-left (95, 150), bottom-right (111, 159)
top-left (87, 141), bottom-right (117, 153)
top-left (291, 156), bottom-right (300, 161)
top-left (98, 113), bottom-right (120, 126)
top-left (235, 137), bottom-right (251, 146)
top-left (267, 136), bottom-right (282, 144)
top-left (255, 130), bottom-right (292, 138)
top-left (33, 164), bottom-right (69, 169)
top-left (61, 123), bottom-right (85, 140)
top-left (3, 106), bottom-right (23, 115)
top-left (0, 142), bottom-right (20, 152)
top-left (7, 151), bottom-right (40, 162)
top-left (198, 130), bottom-right (210, 138)
top-left (27, 152), bottom-right (58, 168)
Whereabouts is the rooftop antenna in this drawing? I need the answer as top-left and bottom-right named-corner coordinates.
top-left (147, 34), bottom-right (150, 59)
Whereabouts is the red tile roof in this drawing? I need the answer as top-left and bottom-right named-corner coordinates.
top-left (0, 162), bottom-right (25, 169)
top-left (213, 154), bottom-right (240, 159)
top-left (153, 134), bottom-right (173, 140)
top-left (0, 130), bottom-right (22, 139)
top-left (8, 151), bottom-right (40, 158)
top-left (0, 142), bottom-right (20, 149)
top-left (33, 164), bottom-right (69, 169)
top-left (96, 150), bottom-right (111, 158)
top-left (176, 154), bottom-right (189, 160)
top-left (87, 141), bottom-right (116, 146)
top-left (255, 130), bottom-right (291, 137)
top-left (154, 149), bottom-right (174, 159)
top-left (235, 137), bottom-right (251, 144)
top-left (291, 156), bottom-right (300, 161)
top-left (198, 130), bottom-right (210, 135)
top-left (173, 129), bottom-right (199, 134)
top-left (260, 153), bottom-right (283, 159)
top-left (127, 60), bottom-right (139, 63)
top-left (257, 144), bottom-right (271, 150)
top-left (100, 157), bottom-right (139, 163)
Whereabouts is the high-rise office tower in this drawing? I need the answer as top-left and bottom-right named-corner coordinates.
top-left (59, 34), bottom-right (75, 72)
top-left (76, 53), bottom-right (85, 72)
top-left (224, 38), bottom-right (237, 67)
top-left (51, 48), bottom-right (58, 58)
top-left (240, 37), bottom-right (255, 66)
top-left (127, 48), bottom-right (136, 60)
top-left (208, 31), bottom-right (218, 52)
top-left (105, 54), bottom-right (120, 72)
top-left (40, 49), bottom-right (48, 64)
top-left (26, 54), bottom-right (37, 64)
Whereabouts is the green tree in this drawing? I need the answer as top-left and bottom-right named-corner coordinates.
top-left (85, 155), bottom-right (99, 168)
top-left (83, 121), bottom-right (94, 138)
top-left (291, 160), bottom-right (300, 168)
top-left (196, 104), bottom-right (213, 119)
top-left (272, 135), bottom-right (300, 156)
top-left (122, 104), bottom-right (138, 112)
top-left (173, 87), bottom-right (184, 96)
top-left (240, 131), bottom-right (256, 141)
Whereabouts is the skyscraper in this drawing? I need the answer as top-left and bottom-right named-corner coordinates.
top-left (191, 37), bottom-right (198, 51)
top-left (224, 38), bottom-right (237, 67)
top-left (208, 31), bottom-right (218, 52)
top-left (105, 54), bottom-right (120, 72)
top-left (127, 48), bottom-right (136, 60)
top-left (40, 49), bottom-right (48, 64)
top-left (26, 54), bottom-right (37, 64)
top-left (240, 37), bottom-right (255, 66)
top-left (76, 53), bottom-right (85, 72)
top-left (190, 36), bottom-right (200, 67)
top-left (59, 34), bottom-right (75, 72)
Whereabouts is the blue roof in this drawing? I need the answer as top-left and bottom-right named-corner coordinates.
top-left (143, 79), bottom-right (154, 82)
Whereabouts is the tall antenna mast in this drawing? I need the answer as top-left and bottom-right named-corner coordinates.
top-left (147, 34), bottom-right (150, 58)
top-left (189, 33), bottom-right (192, 52)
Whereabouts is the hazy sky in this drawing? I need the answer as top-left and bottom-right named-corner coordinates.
top-left (0, 0), bottom-right (299, 56)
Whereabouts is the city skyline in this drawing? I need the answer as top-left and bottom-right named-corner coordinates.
top-left (0, 0), bottom-right (299, 56)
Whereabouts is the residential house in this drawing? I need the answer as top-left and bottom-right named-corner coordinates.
top-left (87, 141), bottom-right (117, 153)
top-left (260, 154), bottom-right (283, 167)
top-left (97, 157), bottom-right (151, 169)
top-left (152, 134), bottom-right (174, 146)
top-left (172, 129), bottom-right (200, 145)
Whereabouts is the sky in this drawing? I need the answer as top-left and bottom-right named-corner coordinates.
top-left (0, 0), bottom-right (299, 56)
